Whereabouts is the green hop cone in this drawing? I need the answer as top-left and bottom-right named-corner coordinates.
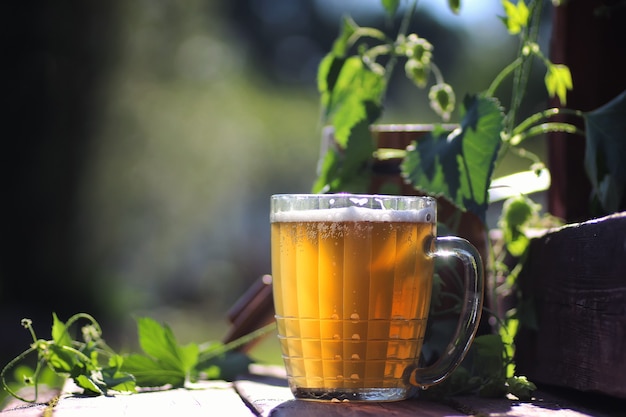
top-left (405, 34), bottom-right (433, 64)
top-left (502, 195), bottom-right (534, 228)
top-left (500, 195), bottom-right (538, 256)
top-left (506, 376), bottom-right (537, 401)
top-left (405, 58), bottom-right (430, 88)
top-left (428, 83), bottom-right (455, 121)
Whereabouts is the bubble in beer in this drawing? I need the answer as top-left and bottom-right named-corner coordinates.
top-left (331, 313), bottom-right (339, 320)
top-left (333, 334), bottom-right (341, 340)
top-left (350, 374), bottom-right (360, 381)
top-left (334, 355), bottom-right (342, 361)
top-left (351, 333), bottom-right (361, 340)
top-left (350, 313), bottom-right (360, 321)
top-left (351, 354), bottom-right (360, 360)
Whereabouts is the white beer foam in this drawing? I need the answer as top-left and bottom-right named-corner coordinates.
top-left (272, 206), bottom-right (435, 223)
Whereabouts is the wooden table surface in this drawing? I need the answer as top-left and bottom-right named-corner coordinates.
top-left (0, 364), bottom-right (614, 417)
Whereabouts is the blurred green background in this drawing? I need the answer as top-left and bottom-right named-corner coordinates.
top-left (2, 0), bottom-right (550, 370)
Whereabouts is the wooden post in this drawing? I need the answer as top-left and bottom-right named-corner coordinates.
top-left (547, 0), bottom-right (626, 222)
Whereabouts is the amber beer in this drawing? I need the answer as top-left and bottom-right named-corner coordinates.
top-left (271, 194), bottom-right (483, 402)
top-left (271, 194), bottom-right (438, 401)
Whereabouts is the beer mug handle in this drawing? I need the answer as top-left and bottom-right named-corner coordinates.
top-left (405, 236), bottom-right (484, 389)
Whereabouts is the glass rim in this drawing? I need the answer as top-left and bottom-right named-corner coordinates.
top-left (270, 193), bottom-right (435, 202)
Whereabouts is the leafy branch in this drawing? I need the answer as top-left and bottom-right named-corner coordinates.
top-left (314, 0), bottom-right (455, 195)
top-left (1, 314), bottom-right (274, 403)
top-left (312, 0), bottom-right (623, 401)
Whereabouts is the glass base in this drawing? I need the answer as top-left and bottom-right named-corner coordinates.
top-left (292, 386), bottom-right (417, 402)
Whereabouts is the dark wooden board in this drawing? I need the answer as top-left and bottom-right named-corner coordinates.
top-left (516, 212), bottom-right (626, 399)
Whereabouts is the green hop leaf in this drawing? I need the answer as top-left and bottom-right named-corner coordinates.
top-left (507, 376), bottom-right (537, 401)
top-left (329, 16), bottom-right (358, 58)
top-left (121, 317), bottom-right (199, 388)
top-left (545, 63), bottom-right (573, 105)
top-left (502, 0), bottom-right (529, 34)
top-left (479, 377), bottom-right (507, 398)
top-left (75, 374), bottom-right (103, 395)
top-left (401, 94), bottom-right (504, 224)
top-left (381, 0), bottom-right (400, 17)
top-left (584, 90), bottom-right (626, 214)
top-left (473, 334), bottom-right (506, 377)
top-left (499, 195), bottom-right (538, 256)
top-left (502, 195), bottom-right (533, 228)
top-left (447, 0), bottom-right (461, 14)
top-left (100, 355), bottom-right (136, 393)
top-left (136, 317), bottom-right (199, 374)
top-left (197, 351), bottom-right (253, 382)
top-left (51, 313), bottom-right (72, 348)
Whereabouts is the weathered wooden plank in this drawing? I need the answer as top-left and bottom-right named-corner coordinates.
top-left (452, 394), bottom-right (613, 417)
top-left (235, 365), bottom-right (464, 417)
top-left (1, 380), bottom-right (254, 417)
top-left (235, 366), bottom-right (612, 417)
top-left (0, 403), bottom-right (49, 417)
top-left (516, 212), bottom-right (626, 399)
top-left (0, 387), bottom-right (59, 417)
top-left (238, 364), bottom-right (469, 416)
top-left (265, 398), bottom-right (466, 417)
top-left (235, 375), bottom-right (612, 417)
top-left (234, 377), bottom-right (465, 417)
top-left (52, 381), bottom-right (254, 417)
top-left (233, 378), bottom-right (292, 417)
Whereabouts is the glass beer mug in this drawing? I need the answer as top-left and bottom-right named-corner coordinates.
top-left (270, 194), bottom-right (483, 402)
